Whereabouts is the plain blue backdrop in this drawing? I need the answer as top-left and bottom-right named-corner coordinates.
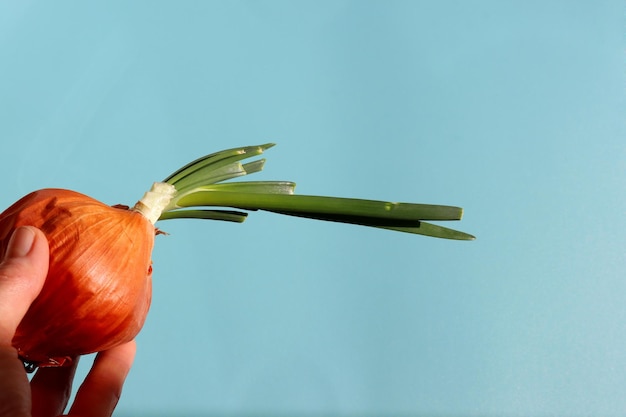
top-left (2, 1), bottom-right (625, 416)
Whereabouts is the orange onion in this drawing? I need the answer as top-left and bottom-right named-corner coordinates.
top-left (0, 188), bottom-right (157, 368)
top-left (0, 144), bottom-right (472, 371)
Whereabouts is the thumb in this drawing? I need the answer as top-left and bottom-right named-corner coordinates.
top-left (0, 226), bottom-right (49, 345)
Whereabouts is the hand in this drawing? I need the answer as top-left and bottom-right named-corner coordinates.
top-left (0, 226), bottom-right (136, 417)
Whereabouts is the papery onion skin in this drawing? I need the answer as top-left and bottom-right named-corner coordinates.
top-left (0, 189), bottom-right (155, 368)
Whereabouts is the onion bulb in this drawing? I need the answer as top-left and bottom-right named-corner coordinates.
top-left (0, 143), bottom-right (473, 371)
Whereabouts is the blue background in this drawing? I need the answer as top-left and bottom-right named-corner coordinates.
top-left (2, 1), bottom-right (625, 416)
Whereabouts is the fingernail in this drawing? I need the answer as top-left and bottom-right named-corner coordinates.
top-left (6, 226), bottom-right (36, 259)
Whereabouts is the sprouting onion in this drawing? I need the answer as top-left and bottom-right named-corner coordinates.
top-left (1, 143), bottom-right (473, 372)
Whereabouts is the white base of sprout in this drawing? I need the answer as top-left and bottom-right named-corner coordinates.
top-left (132, 182), bottom-right (177, 224)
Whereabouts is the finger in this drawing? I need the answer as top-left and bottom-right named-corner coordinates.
top-left (67, 340), bottom-right (136, 417)
top-left (0, 227), bottom-right (49, 417)
top-left (0, 346), bottom-right (31, 417)
top-left (0, 226), bottom-right (49, 344)
top-left (30, 358), bottom-right (79, 417)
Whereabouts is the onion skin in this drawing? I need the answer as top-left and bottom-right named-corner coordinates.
top-left (0, 189), bottom-right (155, 368)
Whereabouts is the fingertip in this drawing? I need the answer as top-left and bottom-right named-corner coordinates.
top-left (97, 339), bottom-right (137, 372)
top-left (20, 226), bottom-right (49, 267)
top-left (4, 226), bottom-right (36, 259)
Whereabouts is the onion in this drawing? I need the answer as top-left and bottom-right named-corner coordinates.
top-left (1, 144), bottom-right (473, 371)
top-left (0, 188), bottom-right (161, 368)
